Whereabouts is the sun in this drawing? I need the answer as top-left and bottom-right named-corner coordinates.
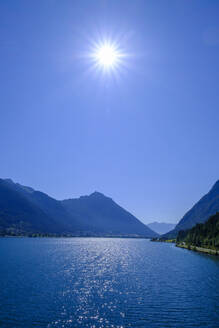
top-left (87, 37), bottom-right (127, 76)
top-left (91, 41), bottom-right (123, 71)
top-left (95, 44), bottom-right (119, 68)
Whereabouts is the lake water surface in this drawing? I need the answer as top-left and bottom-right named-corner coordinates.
top-left (0, 238), bottom-right (219, 327)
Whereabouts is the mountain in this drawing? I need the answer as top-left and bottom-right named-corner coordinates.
top-left (177, 212), bottom-right (219, 250)
top-left (164, 180), bottom-right (219, 238)
top-left (0, 179), bottom-right (54, 234)
top-left (147, 222), bottom-right (176, 235)
top-left (62, 192), bottom-right (158, 237)
top-left (0, 179), bottom-right (158, 237)
top-left (0, 178), bottom-right (72, 234)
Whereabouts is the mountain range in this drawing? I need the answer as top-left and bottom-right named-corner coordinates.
top-left (164, 180), bottom-right (219, 238)
top-left (147, 222), bottom-right (176, 235)
top-left (0, 178), bottom-right (158, 238)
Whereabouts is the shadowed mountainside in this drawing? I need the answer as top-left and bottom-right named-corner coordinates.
top-left (177, 212), bottom-right (219, 250)
top-left (62, 192), bottom-right (157, 237)
top-left (164, 180), bottom-right (219, 238)
top-left (0, 178), bottom-right (158, 237)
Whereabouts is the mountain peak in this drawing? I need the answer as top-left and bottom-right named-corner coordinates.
top-left (0, 177), bottom-right (159, 238)
top-left (147, 221), bottom-right (176, 235)
top-left (89, 191), bottom-right (107, 198)
top-left (78, 191), bottom-right (108, 201)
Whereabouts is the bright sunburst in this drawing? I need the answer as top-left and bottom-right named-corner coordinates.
top-left (89, 39), bottom-right (125, 73)
top-left (95, 44), bottom-right (120, 68)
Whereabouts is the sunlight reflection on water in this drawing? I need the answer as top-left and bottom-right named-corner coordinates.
top-left (0, 238), bottom-right (219, 327)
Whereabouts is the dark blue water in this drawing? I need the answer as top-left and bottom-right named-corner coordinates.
top-left (0, 238), bottom-right (218, 328)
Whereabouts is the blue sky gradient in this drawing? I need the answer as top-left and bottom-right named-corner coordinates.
top-left (1, 0), bottom-right (219, 224)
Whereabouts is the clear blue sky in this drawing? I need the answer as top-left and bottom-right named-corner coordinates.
top-left (1, 0), bottom-right (219, 224)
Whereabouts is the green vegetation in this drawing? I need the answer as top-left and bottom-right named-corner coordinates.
top-left (151, 237), bottom-right (176, 243)
top-left (176, 212), bottom-right (219, 251)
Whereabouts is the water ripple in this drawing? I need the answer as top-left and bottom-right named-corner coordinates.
top-left (0, 238), bottom-right (218, 327)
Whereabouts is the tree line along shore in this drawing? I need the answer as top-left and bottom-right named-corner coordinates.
top-left (151, 212), bottom-right (219, 256)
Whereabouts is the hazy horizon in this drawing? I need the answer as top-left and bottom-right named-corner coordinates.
top-left (1, 0), bottom-right (219, 224)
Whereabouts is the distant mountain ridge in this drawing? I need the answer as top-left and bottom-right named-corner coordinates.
top-left (164, 180), bottom-right (219, 238)
top-left (147, 222), bottom-right (176, 235)
top-left (0, 178), bottom-right (158, 238)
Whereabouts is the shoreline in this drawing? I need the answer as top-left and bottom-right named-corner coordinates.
top-left (176, 243), bottom-right (219, 256)
top-left (0, 235), bottom-right (151, 239)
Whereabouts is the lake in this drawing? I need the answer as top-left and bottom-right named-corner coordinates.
top-left (0, 238), bottom-right (218, 327)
